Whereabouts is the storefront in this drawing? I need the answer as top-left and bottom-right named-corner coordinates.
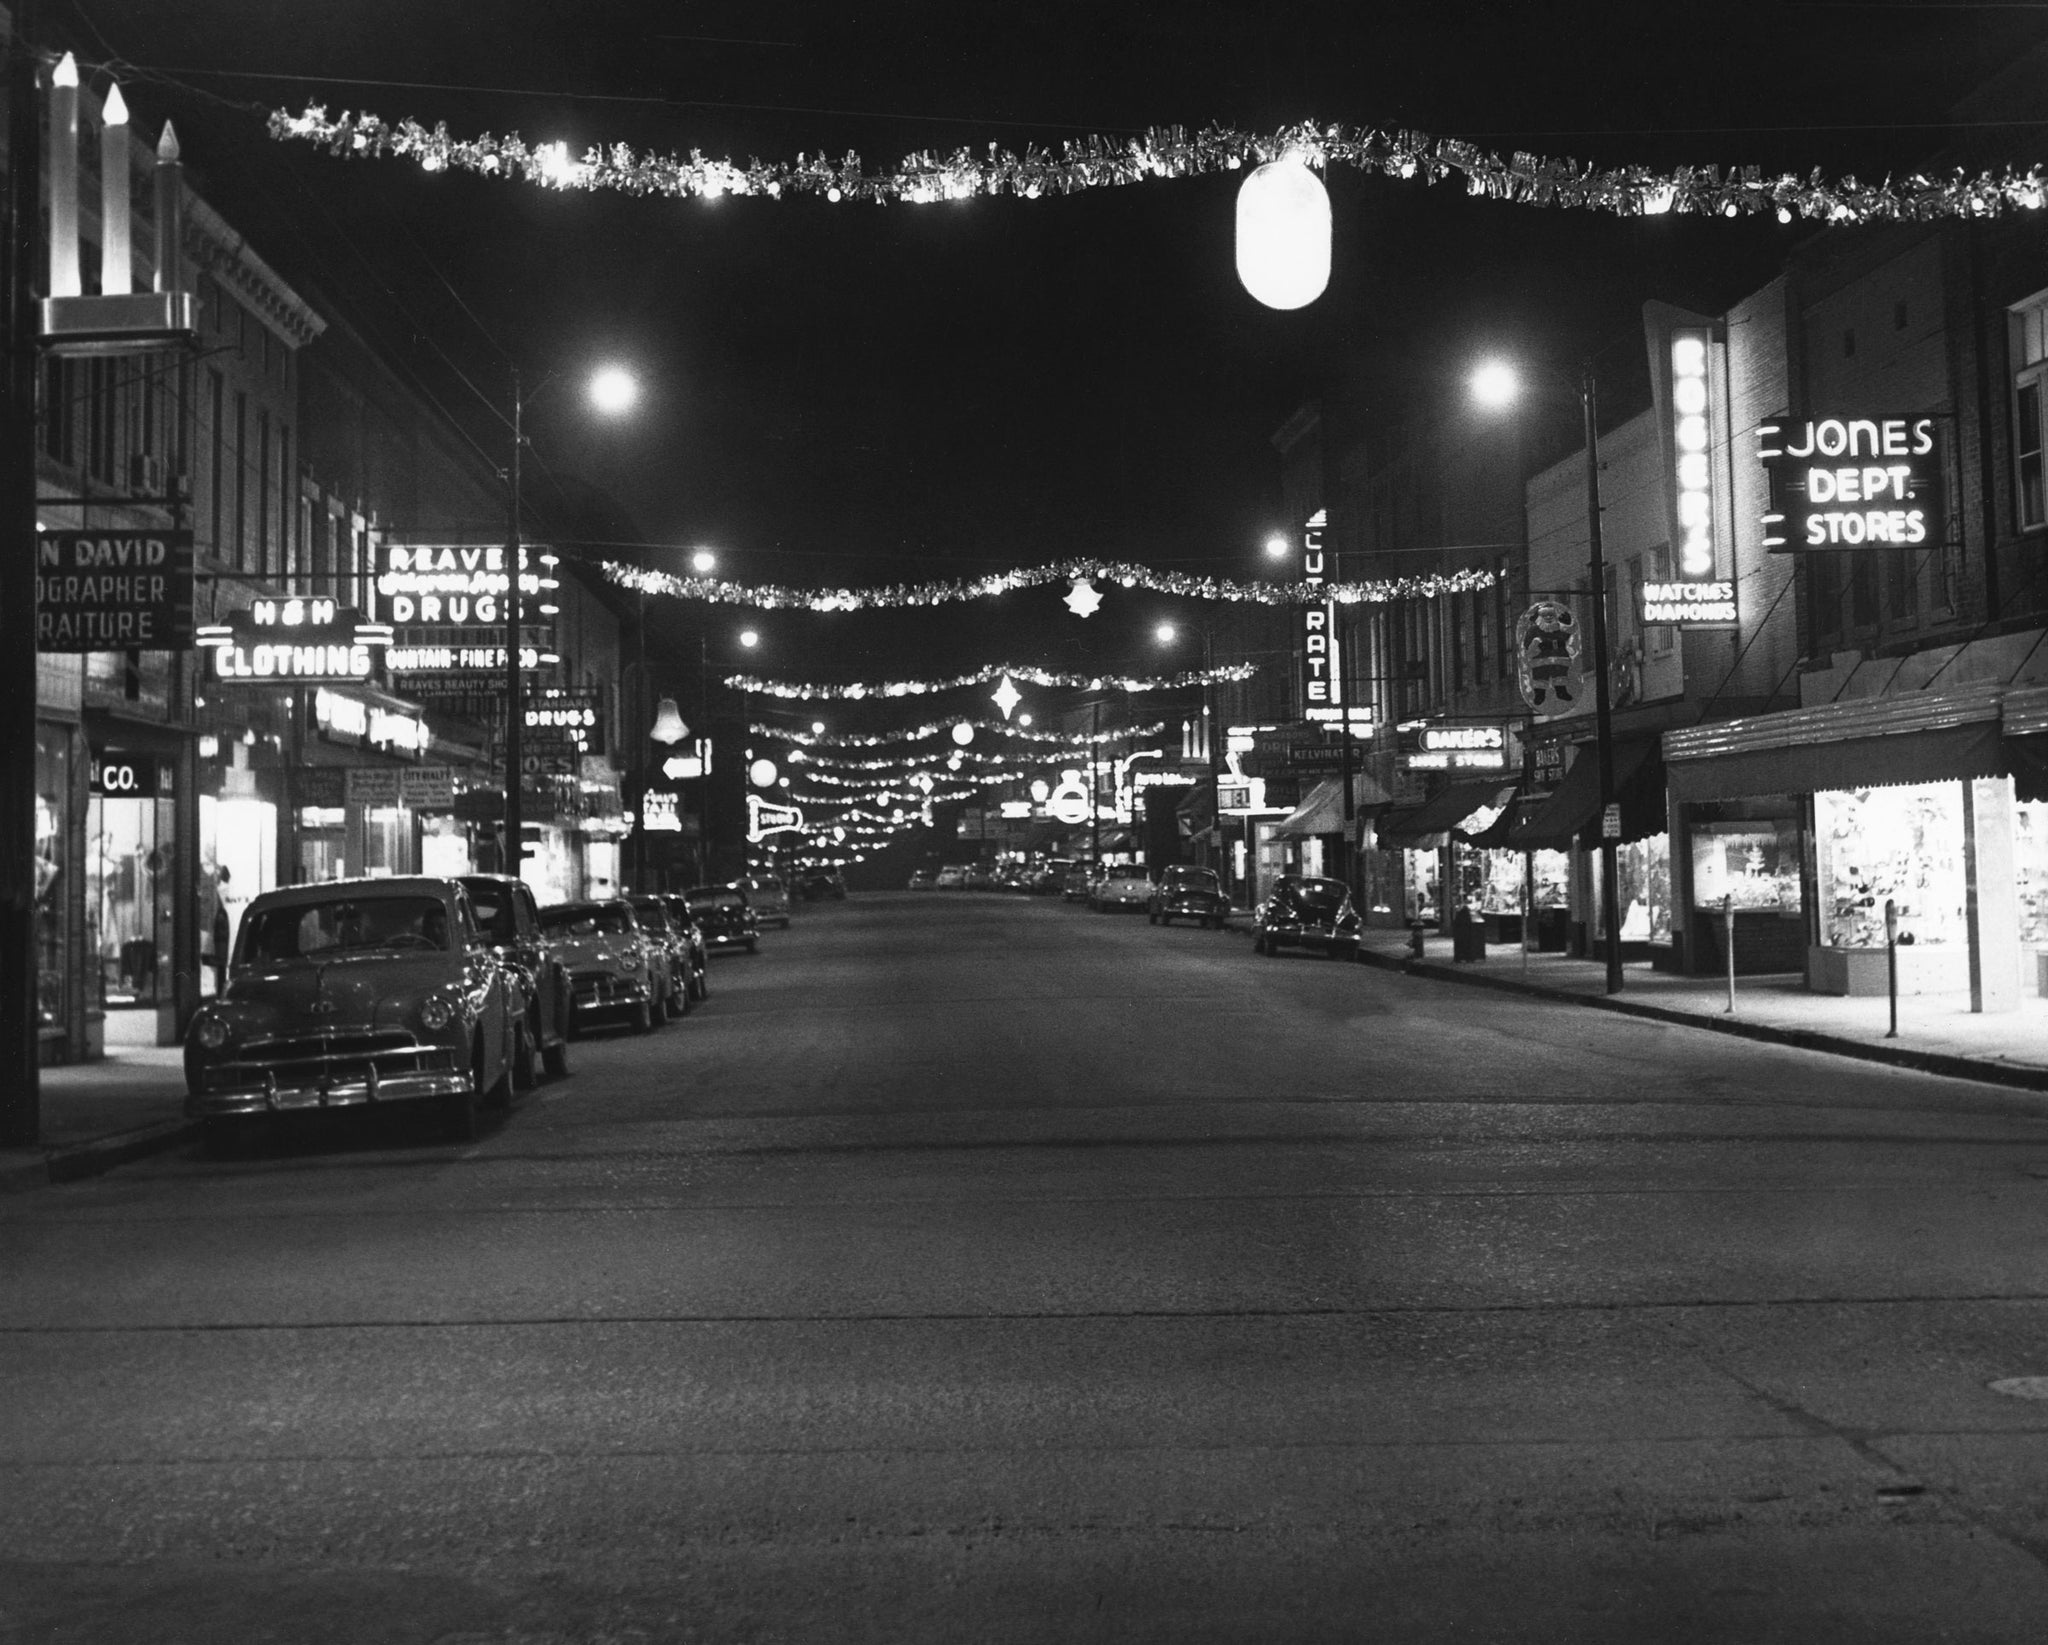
top-left (1371, 779), bottom-right (1516, 929)
top-left (86, 748), bottom-right (175, 1010)
top-left (1664, 684), bottom-right (2026, 998)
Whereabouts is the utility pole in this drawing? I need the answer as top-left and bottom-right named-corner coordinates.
top-left (503, 369), bottom-right (525, 881)
top-left (0, 0), bottom-right (42, 1143)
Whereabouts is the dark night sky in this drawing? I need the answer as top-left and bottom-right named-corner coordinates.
top-left (71, 0), bottom-right (2048, 708)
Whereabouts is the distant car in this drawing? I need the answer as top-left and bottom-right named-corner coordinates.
top-left (964, 864), bottom-right (996, 890)
top-left (908, 867), bottom-right (938, 890)
top-left (629, 895), bottom-right (700, 1017)
top-left (541, 898), bottom-right (669, 1033)
top-left (1149, 865), bottom-right (1230, 929)
top-left (1061, 863), bottom-right (1096, 902)
top-left (1253, 875), bottom-right (1363, 959)
top-left (1031, 860), bottom-right (1071, 895)
top-left (935, 865), bottom-right (969, 889)
top-left (686, 883), bottom-right (761, 952)
top-left (994, 864), bottom-right (1031, 893)
top-left (184, 876), bottom-right (527, 1146)
top-left (798, 868), bottom-right (847, 901)
top-left (458, 873), bottom-right (574, 1078)
top-left (745, 875), bottom-right (794, 927)
top-left (1090, 865), bottom-right (1154, 913)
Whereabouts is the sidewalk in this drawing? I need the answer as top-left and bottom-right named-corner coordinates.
top-left (0, 1011), bottom-right (196, 1193)
top-left (1343, 925), bottom-right (2048, 1092)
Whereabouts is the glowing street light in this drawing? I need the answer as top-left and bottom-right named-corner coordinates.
top-left (691, 547), bottom-right (718, 574)
top-left (1469, 360), bottom-right (1521, 411)
top-left (1263, 533), bottom-right (1291, 561)
top-left (1154, 622), bottom-right (1178, 645)
top-left (739, 628), bottom-right (760, 649)
top-left (588, 365), bottom-right (639, 416)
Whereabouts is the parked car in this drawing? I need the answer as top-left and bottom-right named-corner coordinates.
top-left (658, 894), bottom-right (712, 1004)
top-left (1090, 864), bottom-right (1155, 913)
top-left (1062, 863), bottom-right (1097, 902)
top-left (540, 898), bottom-right (669, 1033)
top-left (686, 883), bottom-right (761, 951)
top-left (745, 874), bottom-right (794, 927)
top-left (1031, 859), bottom-right (1072, 895)
top-left (964, 864), bottom-right (996, 890)
top-left (629, 894), bottom-right (700, 1017)
top-left (798, 867), bottom-right (848, 901)
top-left (908, 866), bottom-right (938, 890)
top-left (458, 873), bottom-right (573, 1078)
top-left (183, 876), bottom-right (527, 1146)
top-left (935, 865), bottom-right (969, 889)
top-left (1253, 875), bottom-right (1363, 959)
top-left (1149, 865), bottom-right (1231, 929)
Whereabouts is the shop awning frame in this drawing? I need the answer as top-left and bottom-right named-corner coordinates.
top-left (1371, 779), bottom-right (1515, 851)
top-left (1493, 734), bottom-right (1665, 851)
top-left (1272, 772), bottom-right (1395, 839)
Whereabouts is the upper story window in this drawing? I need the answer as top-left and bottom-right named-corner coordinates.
top-left (2009, 293), bottom-right (2048, 531)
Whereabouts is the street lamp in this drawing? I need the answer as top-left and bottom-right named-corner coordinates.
top-left (691, 547), bottom-right (718, 574)
top-left (1471, 355), bottom-right (1625, 995)
top-left (504, 361), bottom-right (638, 882)
top-left (1156, 619), bottom-right (1225, 884)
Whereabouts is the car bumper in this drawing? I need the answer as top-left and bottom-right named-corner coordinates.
top-left (569, 972), bottom-right (654, 1016)
top-left (1263, 926), bottom-right (1359, 952)
top-left (1159, 899), bottom-right (1225, 918)
top-left (187, 1042), bottom-right (467, 1117)
top-left (702, 931), bottom-right (755, 947)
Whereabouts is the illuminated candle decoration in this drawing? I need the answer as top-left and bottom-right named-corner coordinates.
top-left (1235, 156), bottom-right (1330, 310)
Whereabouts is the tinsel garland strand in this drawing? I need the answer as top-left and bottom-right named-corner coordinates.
top-left (788, 741), bottom-right (1122, 773)
top-left (731, 661), bottom-right (1253, 700)
top-left (271, 107), bottom-right (2048, 226)
top-left (760, 718), bottom-right (1164, 749)
top-left (609, 558), bottom-right (1487, 612)
top-left (794, 760), bottom-right (1048, 789)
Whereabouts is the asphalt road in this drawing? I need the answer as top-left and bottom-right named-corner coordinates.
top-left (6, 891), bottom-right (2048, 1644)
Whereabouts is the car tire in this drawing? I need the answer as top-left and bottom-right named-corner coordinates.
top-left (542, 1034), bottom-right (570, 1080)
top-left (674, 969), bottom-right (693, 1015)
top-left (506, 1021), bottom-right (536, 1098)
top-left (691, 964), bottom-right (709, 1002)
top-left (631, 998), bottom-right (654, 1035)
top-left (745, 938), bottom-right (758, 953)
top-left (445, 1050), bottom-right (485, 1141)
top-left (1252, 931), bottom-right (1266, 954)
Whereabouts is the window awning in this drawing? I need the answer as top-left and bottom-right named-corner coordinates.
top-left (1663, 685), bottom-right (2007, 804)
top-left (1271, 772), bottom-right (1395, 840)
top-left (1372, 779), bottom-right (1515, 850)
top-left (1492, 734), bottom-right (1666, 851)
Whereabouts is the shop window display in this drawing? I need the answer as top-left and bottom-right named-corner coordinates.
top-left (1692, 818), bottom-right (1802, 916)
top-left (1617, 834), bottom-right (1673, 944)
top-left (1814, 783), bottom-right (1965, 948)
top-left (89, 789), bottom-right (174, 1005)
top-left (35, 728), bottom-right (71, 1032)
top-left (2016, 799), bottom-right (2048, 946)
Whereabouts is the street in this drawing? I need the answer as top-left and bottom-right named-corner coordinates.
top-left (6, 893), bottom-right (2048, 1643)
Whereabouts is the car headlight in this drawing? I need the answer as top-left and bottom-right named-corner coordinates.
top-left (419, 994), bottom-right (456, 1032)
top-left (193, 1014), bottom-right (230, 1051)
top-left (619, 952), bottom-right (643, 971)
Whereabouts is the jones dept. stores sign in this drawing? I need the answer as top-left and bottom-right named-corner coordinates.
top-left (36, 528), bottom-right (194, 650)
top-left (1758, 416), bottom-right (1948, 552)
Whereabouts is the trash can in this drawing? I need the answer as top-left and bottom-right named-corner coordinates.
top-left (1451, 907), bottom-right (1486, 963)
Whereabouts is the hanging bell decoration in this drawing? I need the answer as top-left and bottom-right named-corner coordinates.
top-left (649, 697), bottom-right (689, 745)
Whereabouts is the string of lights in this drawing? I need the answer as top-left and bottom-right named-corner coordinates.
top-left (760, 717), bottom-right (1163, 749)
top-left (732, 661), bottom-right (1253, 700)
top-left (789, 743), bottom-right (1105, 774)
top-left (270, 107), bottom-right (2048, 226)
top-left (606, 558), bottom-right (1488, 611)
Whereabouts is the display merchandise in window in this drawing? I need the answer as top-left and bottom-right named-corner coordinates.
top-left (2016, 799), bottom-right (2048, 945)
top-left (1814, 783), bottom-right (1965, 948)
top-left (1617, 834), bottom-right (1673, 944)
top-left (1692, 818), bottom-right (1802, 914)
top-left (35, 728), bottom-right (71, 1031)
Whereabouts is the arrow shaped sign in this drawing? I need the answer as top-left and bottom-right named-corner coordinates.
top-left (662, 754), bottom-right (701, 781)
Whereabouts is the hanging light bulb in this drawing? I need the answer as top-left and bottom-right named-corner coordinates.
top-left (951, 722), bottom-right (975, 747)
top-left (1235, 156), bottom-right (1331, 311)
top-left (649, 698), bottom-right (688, 745)
top-left (749, 757), bottom-right (778, 788)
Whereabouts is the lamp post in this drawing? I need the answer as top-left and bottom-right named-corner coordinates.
top-left (1157, 619), bottom-right (1225, 881)
top-left (1472, 356), bottom-right (1625, 995)
top-left (502, 362), bottom-right (637, 881)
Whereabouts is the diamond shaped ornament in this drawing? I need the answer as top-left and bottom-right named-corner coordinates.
top-left (991, 675), bottom-right (1023, 719)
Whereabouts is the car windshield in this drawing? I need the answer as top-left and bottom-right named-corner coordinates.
top-left (539, 904), bottom-right (634, 936)
top-left (239, 894), bottom-right (452, 963)
top-left (687, 887), bottom-right (744, 910)
top-left (628, 899), bottom-right (671, 932)
top-left (1165, 869), bottom-right (1220, 891)
top-left (460, 882), bottom-right (519, 940)
top-left (1285, 879), bottom-right (1350, 911)
top-left (747, 879), bottom-right (784, 898)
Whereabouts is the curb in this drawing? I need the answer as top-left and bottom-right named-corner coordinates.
top-left (0, 1118), bottom-right (200, 1194)
top-left (1353, 945), bottom-right (2048, 1094)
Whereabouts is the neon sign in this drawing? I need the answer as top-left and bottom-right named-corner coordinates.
top-left (1758, 417), bottom-right (1945, 551)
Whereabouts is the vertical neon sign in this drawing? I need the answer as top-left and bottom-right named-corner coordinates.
top-left (1300, 509), bottom-right (1336, 712)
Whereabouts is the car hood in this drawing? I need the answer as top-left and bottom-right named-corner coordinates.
top-left (220, 953), bottom-right (454, 1030)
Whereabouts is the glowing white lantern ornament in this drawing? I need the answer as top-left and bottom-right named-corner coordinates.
top-left (951, 722), bottom-right (975, 747)
top-left (1235, 157), bottom-right (1331, 311)
top-left (748, 757), bottom-right (779, 788)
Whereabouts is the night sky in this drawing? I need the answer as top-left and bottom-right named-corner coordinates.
top-left (76, 0), bottom-right (2048, 712)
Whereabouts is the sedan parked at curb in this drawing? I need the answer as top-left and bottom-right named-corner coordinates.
top-left (1252, 875), bottom-right (1363, 959)
top-left (184, 876), bottom-right (527, 1147)
top-left (458, 872), bottom-right (573, 1078)
top-left (1149, 865), bottom-right (1230, 929)
top-left (629, 894), bottom-right (700, 1018)
top-left (745, 875), bottom-right (794, 927)
top-left (686, 883), bottom-right (761, 952)
top-left (540, 899), bottom-right (668, 1033)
